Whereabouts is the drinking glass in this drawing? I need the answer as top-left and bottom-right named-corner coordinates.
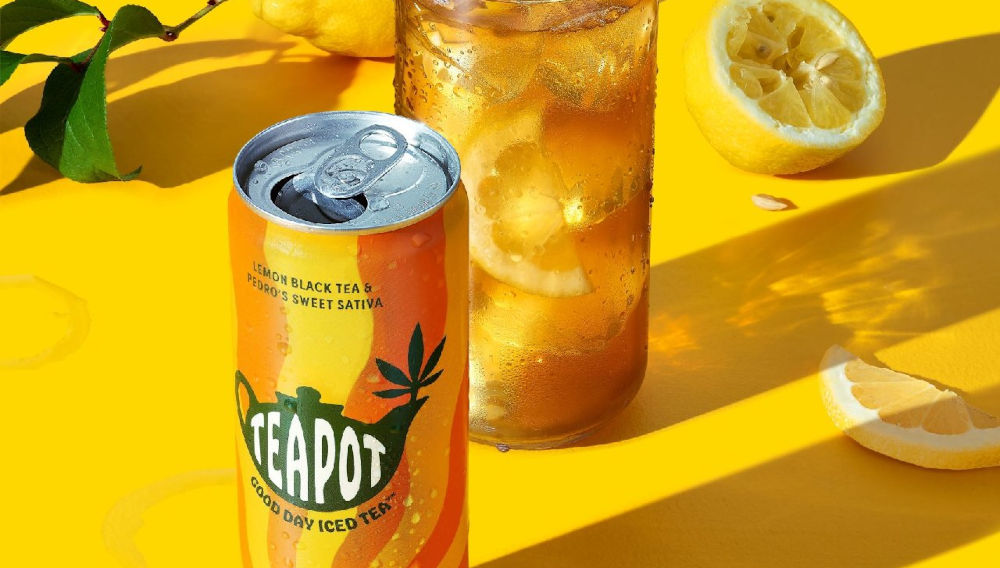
top-left (396, 0), bottom-right (657, 448)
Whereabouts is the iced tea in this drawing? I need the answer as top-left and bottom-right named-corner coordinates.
top-left (396, 0), bottom-right (657, 447)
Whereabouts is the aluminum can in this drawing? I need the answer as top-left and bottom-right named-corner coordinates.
top-left (229, 111), bottom-right (468, 568)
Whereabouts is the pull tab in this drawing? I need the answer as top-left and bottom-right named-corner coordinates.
top-left (288, 125), bottom-right (409, 222)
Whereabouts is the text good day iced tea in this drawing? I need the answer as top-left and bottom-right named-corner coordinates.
top-left (229, 112), bottom-right (469, 567)
top-left (396, 0), bottom-right (657, 447)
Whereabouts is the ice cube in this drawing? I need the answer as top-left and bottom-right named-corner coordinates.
top-left (536, 2), bottom-right (656, 109)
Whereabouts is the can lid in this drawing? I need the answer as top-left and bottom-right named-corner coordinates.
top-left (233, 112), bottom-right (461, 233)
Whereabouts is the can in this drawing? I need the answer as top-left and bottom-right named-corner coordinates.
top-left (229, 111), bottom-right (468, 568)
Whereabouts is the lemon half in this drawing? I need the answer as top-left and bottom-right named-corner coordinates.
top-left (820, 346), bottom-right (1000, 470)
top-left (684, 0), bottom-right (885, 174)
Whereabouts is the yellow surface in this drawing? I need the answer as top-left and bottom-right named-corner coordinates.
top-left (1, 0), bottom-right (998, 566)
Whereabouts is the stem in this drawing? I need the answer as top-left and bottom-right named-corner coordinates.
top-left (65, 0), bottom-right (229, 73)
top-left (68, 39), bottom-right (103, 72)
top-left (79, 39), bottom-right (103, 66)
top-left (162, 0), bottom-right (229, 41)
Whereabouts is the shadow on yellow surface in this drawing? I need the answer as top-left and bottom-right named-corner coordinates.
top-left (480, 400), bottom-right (1000, 568)
top-left (800, 33), bottom-right (1000, 179)
top-left (583, 150), bottom-right (1000, 446)
top-left (1, 39), bottom-right (357, 193)
top-left (0, 40), bottom-right (284, 135)
top-left (0, 156), bottom-right (60, 196)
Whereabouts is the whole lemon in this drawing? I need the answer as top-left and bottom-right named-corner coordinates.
top-left (251, 0), bottom-right (395, 58)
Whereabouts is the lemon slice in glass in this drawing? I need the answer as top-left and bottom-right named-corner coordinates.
top-left (820, 346), bottom-right (1000, 470)
top-left (684, 0), bottom-right (885, 174)
top-left (462, 109), bottom-right (592, 298)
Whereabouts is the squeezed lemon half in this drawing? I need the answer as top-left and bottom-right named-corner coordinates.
top-left (821, 346), bottom-right (1000, 470)
top-left (684, 0), bottom-right (885, 174)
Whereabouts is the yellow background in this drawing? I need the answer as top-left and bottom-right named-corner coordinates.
top-left (1, 0), bottom-right (998, 566)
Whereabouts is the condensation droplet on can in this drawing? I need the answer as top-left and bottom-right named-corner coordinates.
top-left (254, 160), bottom-right (269, 174)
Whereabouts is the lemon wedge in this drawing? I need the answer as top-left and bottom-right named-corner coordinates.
top-left (462, 108), bottom-right (592, 298)
top-left (820, 346), bottom-right (1000, 470)
top-left (683, 0), bottom-right (885, 174)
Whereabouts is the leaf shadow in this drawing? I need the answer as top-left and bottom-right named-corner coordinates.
top-left (791, 33), bottom-right (1000, 180)
top-left (480, 399), bottom-right (1000, 568)
top-left (0, 39), bottom-right (289, 136)
top-left (577, 150), bottom-right (1000, 447)
top-left (0, 155), bottom-right (61, 195)
top-left (2, 39), bottom-right (364, 192)
top-left (103, 55), bottom-right (360, 187)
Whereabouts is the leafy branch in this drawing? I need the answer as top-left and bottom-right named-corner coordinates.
top-left (373, 324), bottom-right (446, 404)
top-left (0, 0), bottom-right (229, 182)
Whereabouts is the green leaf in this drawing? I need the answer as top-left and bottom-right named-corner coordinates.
top-left (1, 51), bottom-right (65, 86)
top-left (0, 51), bottom-right (28, 84)
top-left (408, 323), bottom-right (423, 382)
top-left (421, 335), bottom-right (446, 380)
top-left (373, 388), bottom-right (412, 399)
top-left (420, 369), bottom-right (443, 388)
top-left (0, 0), bottom-right (99, 50)
top-left (24, 5), bottom-right (164, 182)
top-left (376, 358), bottom-right (412, 387)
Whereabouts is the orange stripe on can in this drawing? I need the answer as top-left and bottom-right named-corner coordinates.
top-left (409, 377), bottom-right (469, 567)
top-left (333, 210), bottom-right (453, 567)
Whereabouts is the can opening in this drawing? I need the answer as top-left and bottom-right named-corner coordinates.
top-left (271, 175), bottom-right (368, 224)
top-left (234, 112), bottom-right (462, 231)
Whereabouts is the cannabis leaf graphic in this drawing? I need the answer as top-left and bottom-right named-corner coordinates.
top-left (373, 324), bottom-right (445, 403)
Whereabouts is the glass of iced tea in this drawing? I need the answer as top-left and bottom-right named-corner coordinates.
top-left (396, 0), bottom-right (657, 448)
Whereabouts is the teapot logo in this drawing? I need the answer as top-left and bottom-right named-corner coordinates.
top-left (236, 324), bottom-right (445, 512)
